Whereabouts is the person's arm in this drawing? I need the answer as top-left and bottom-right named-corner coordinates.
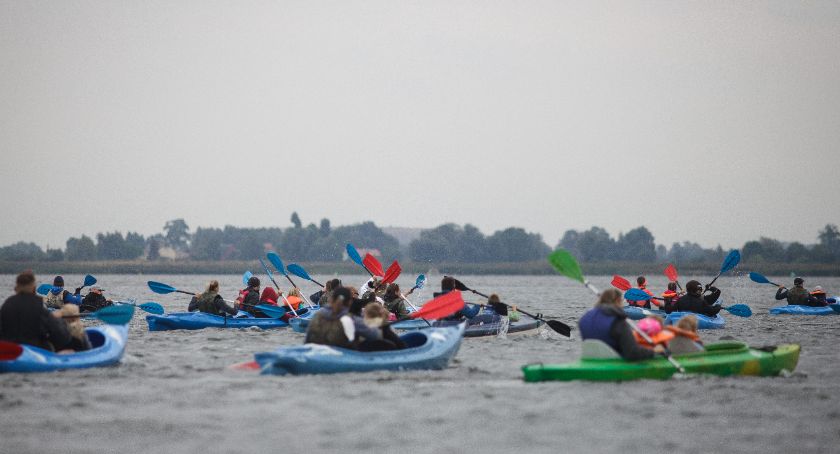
top-left (215, 296), bottom-right (238, 315)
top-left (775, 288), bottom-right (788, 300)
top-left (188, 296), bottom-right (200, 312)
top-left (610, 320), bottom-right (654, 361)
top-left (310, 291), bottom-right (323, 305)
top-left (704, 287), bottom-right (721, 305)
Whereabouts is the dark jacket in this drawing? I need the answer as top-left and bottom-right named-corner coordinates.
top-left (188, 292), bottom-right (237, 316)
top-left (579, 304), bottom-right (654, 361)
top-left (383, 295), bottom-right (410, 318)
top-left (66, 334), bottom-right (92, 352)
top-left (80, 293), bottom-right (111, 313)
top-left (674, 288), bottom-right (722, 316)
top-left (0, 292), bottom-right (73, 351)
top-left (775, 287), bottom-right (818, 306)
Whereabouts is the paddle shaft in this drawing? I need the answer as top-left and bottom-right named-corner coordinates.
top-left (458, 286), bottom-right (571, 335)
top-left (400, 293), bottom-right (432, 327)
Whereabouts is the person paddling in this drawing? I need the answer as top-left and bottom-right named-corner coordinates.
top-left (188, 280), bottom-right (237, 316)
top-left (235, 276), bottom-right (265, 317)
top-left (382, 283), bottom-right (410, 318)
top-left (627, 276), bottom-right (658, 309)
top-left (0, 271), bottom-right (72, 351)
top-left (437, 276), bottom-right (480, 320)
top-left (775, 277), bottom-right (819, 307)
top-left (673, 280), bottom-right (721, 317)
top-left (578, 288), bottom-right (664, 361)
top-left (44, 275), bottom-right (82, 309)
top-left (304, 287), bottom-right (382, 349)
top-left (79, 285), bottom-right (112, 313)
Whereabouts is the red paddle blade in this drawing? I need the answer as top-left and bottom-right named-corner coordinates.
top-left (363, 253), bottom-right (385, 277)
top-left (664, 264), bottom-right (679, 282)
top-left (382, 261), bottom-right (402, 284)
top-left (611, 275), bottom-right (632, 291)
top-left (411, 290), bottom-right (465, 320)
top-left (228, 360), bottom-right (260, 371)
top-left (0, 341), bottom-right (24, 361)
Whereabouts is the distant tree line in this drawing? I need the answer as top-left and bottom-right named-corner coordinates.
top-left (1, 214), bottom-right (839, 265)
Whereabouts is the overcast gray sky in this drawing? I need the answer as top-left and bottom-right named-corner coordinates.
top-left (1, 1), bottom-right (839, 250)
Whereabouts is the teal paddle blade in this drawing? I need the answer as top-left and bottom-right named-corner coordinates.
top-left (139, 302), bottom-right (165, 315)
top-left (749, 272), bottom-right (769, 284)
top-left (94, 305), bottom-right (135, 325)
top-left (147, 281), bottom-right (177, 295)
top-left (243, 271), bottom-right (253, 286)
top-left (724, 304), bottom-right (752, 318)
top-left (720, 250), bottom-right (741, 273)
top-left (829, 304), bottom-right (840, 314)
top-left (83, 274), bottom-right (97, 287)
top-left (37, 284), bottom-right (53, 295)
top-left (415, 274), bottom-right (426, 290)
top-left (346, 243), bottom-right (363, 266)
top-left (266, 252), bottom-right (288, 276)
top-left (287, 264), bottom-right (311, 281)
top-left (624, 288), bottom-right (652, 302)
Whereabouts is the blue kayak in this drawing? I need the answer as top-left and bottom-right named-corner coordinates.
top-left (665, 311), bottom-right (725, 329)
top-left (393, 312), bottom-right (542, 337)
top-left (0, 324), bottom-right (128, 373)
top-left (623, 306), bottom-right (666, 320)
top-left (287, 305), bottom-right (322, 333)
top-left (770, 303), bottom-right (840, 315)
top-left (146, 311), bottom-right (289, 331)
top-left (255, 323), bottom-right (466, 375)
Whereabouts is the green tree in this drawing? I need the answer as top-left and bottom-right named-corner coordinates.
top-left (319, 218), bottom-right (331, 237)
top-left (616, 226), bottom-right (656, 262)
top-left (290, 212), bottom-right (302, 229)
top-left (45, 247), bottom-right (64, 262)
top-left (191, 227), bottom-right (224, 260)
top-left (486, 227), bottom-right (550, 262)
top-left (164, 219), bottom-right (191, 250)
top-left (66, 235), bottom-right (97, 261)
top-left (0, 242), bottom-right (46, 261)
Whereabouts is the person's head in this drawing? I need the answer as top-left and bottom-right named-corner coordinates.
top-left (811, 285), bottom-right (825, 295)
top-left (637, 276), bottom-right (647, 288)
top-left (247, 276), bottom-right (261, 289)
top-left (637, 317), bottom-right (662, 336)
top-left (793, 277), bottom-right (804, 287)
top-left (362, 302), bottom-right (389, 328)
top-left (488, 294), bottom-right (501, 304)
top-left (596, 288), bottom-right (623, 307)
top-left (667, 282), bottom-right (677, 292)
top-left (14, 270), bottom-right (36, 294)
top-left (676, 315), bottom-right (698, 333)
top-left (57, 304), bottom-right (86, 339)
top-left (206, 280), bottom-right (220, 294)
top-left (374, 279), bottom-right (387, 293)
top-left (53, 275), bottom-right (65, 287)
top-left (383, 283), bottom-right (400, 300)
top-left (288, 287), bottom-right (302, 298)
top-left (329, 287), bottom-right (352, 313)
top-left (260, 287), bottom-right (278, 304)
top-left (441, 276), bottom-right (456, 291)
top-left (686, 280), bottom-right (702, 296)
top-left (325, 278), bottom-right (341, 293)
top-left (347, 286), bottom-right (359, 298)
top-left (90, 285), bottom-right (104, 295)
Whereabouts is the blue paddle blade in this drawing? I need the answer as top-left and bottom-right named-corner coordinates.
top-left (724, 304), bottom-right (752, 317)
top-left (287, 264), bottom-right (312, 281)
top-left (346, 243), bottom-right (364, 266)
top-left (83, 274), bottom-right (97, 287)
top-left (255, 304), bottom-right (287, 319)
top-left (720, 250), bottom-right (741, 273)
top-left (243, 271), bottom-right (253, 286)
top-left (415, 274), bottom-right (426, 290)
top-left (147, 281), bottom-right (177, 295)
top-left (93, 305), bottom-right (135, 325)
top-left (748, 272), bottom-right (770, 284)
top-left (139, 302), bottom-right (165, 315)
top-left (624, 288), bottom-right (652, 302)
top-left (266, 252), bottom-right (288, 276)
top-left (36, 284), bottom-right (53, 295)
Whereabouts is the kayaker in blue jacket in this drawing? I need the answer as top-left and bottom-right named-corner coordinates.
top-left (578, 288), bottom-right (663, 361)
top-left (775, 277), bottom-right (820, 306)
top-left (188, 280), bottom-right (237, 316)
top-left (43, 276), bottom-right (82, 309)
top-left (305, 287), bottom-right (382, 349)
top-left (0, 271), bottom-right (72, 352)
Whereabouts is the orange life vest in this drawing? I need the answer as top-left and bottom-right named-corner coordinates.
top-left (664, 325), bottom-right (702, 344)
top-left (633, 329), bottom-right (675, 347)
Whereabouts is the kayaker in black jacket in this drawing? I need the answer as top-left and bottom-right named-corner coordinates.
top-left (80, 286), bottom-right (112, 313)
top-left (188, 280), bottom-right (237, 316)
top-left (236, 276), bottom-right (266, 317)
top-left (578, 288), bottom-right (663, 361)
top-left (775, 277), bottom-right (819, 306)
top-left (357, 301), bottom-right (406, 351)
top-left (673, 280), bottom-right (721, 316)
top-left (810, 286), bottom-right (837, 306)
top-left (305, 287), bottom-right (382, 349)
top-left (0, 271), bottom-right (72, 351)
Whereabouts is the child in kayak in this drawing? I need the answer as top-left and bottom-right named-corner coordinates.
top-left (810, 286), bottom-right (837, 306)
top-left (53, 304), bottom-right (92, 353)
top-left (665, 315), bottom-right (704, 354)
top-left (627, 276), bottom-right (659, 309)
top-left (578, 288), bottom-right (664, 361)
top-left (660, 282), bottom-right (681, 314)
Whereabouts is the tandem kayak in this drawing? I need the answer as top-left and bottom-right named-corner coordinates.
top-left (521, 340), bottom-right (800, 382)
top-left (665, 311), bottom-right (725, 329)
top-left (0, 324), bottom-right (129, 373)
top-left (146, 311), bottom-right (289, 331)
top-left (770, 303), bottom-right (840, 315)
top-left (254, 323), bottom-right (466, 375)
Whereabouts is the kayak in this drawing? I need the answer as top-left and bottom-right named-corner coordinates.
top-left (521, 340), bottom-right (800, 382)
top-left (254, 323), bottom-right (465, 375)
top-left (0, 324), bottom-right (129, 373)
top-left (665, 311), bottom-right (725, 329)
top-left (623, 306), bottom-right (666, 320)
top-left (287, 306), bottom-right (322, 333)
top-left (393, 312), bottom-right (542, 337)
top-left (146, 311), bottom-right (289, 331)
top-left (770, 303), bottom-right (840, 315)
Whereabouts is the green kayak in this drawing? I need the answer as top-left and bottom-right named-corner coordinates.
top-left (522, 341), bottom-right (800, 382)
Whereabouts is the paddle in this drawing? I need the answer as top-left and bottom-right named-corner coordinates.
top-left (259, 257), bottom-right (298, 317)
top-left (405, 274), bottom-right (427, 296)
top-left (74, 304), bottom-right (136, 325)
top-left (363, 253), bottom-right (385, 277)
top-left (384, 290), bottom-right (467, 327)
top-left (287, 263), bottom-right (324, 288)
top-left (611, 275), bottom-right (632, 291)
top-left (381, 261), bottom-right (402, 285)
top-left (748, 272), bottom-right (781, 288)
top-left (266, 252), bottom-right (300, 289)
top-left (547, 249), bottom-right (600, 294)
top-left (243, 271), bottom-right (254, 286)
top-left (625, 318), bottom-right (685, 373)
top-left (115, 300), bottom-right (165, 315)
top-left (37, 284), bottom-right (54, 295)
top-left (706, 250), bottom-right (741, 290)
top-left (38, 274), bottom-right (97, 296)
top-left (148, 281), bottom-right (195, 296)
top-left (664, 264), bottom-right (683, 292)
top-left (451, 278), bottom-right (571, 337)
top-left (624, 288), bottom-right (752, 317)
top-left (346, 243), bottom-right (373, 277)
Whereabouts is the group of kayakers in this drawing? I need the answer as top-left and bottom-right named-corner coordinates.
top-left (775, 277), bottom-right (837, 307)
top-left (626, 275), bottom-right (722, 316)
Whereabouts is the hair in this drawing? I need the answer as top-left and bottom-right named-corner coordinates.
top-left (441, 276), bottom-right (456, 291)
top-left (383, 283), bottom-right (401, 301)
top-left (15, 270), bottom-right (36, 293)
top-left (676, 315), bottom-right (698, 333)
top-left (325, 278), bottom-right (341, 292)
top-left (329, 287), bottom-right (352, 314)
top-left (667, 282), bottom-right (677, 291)
top-left (59, 304), bottom-right (86, 340)
top-left (347, 286), bottom-right (359, 298)
top-left (288, 287), bottom-right (302, 298)
top-left (637, 276), bottom-right (646, 287)
top-left (686, 280), bottom-right (702, 295)
top-left (597, 288), bottom-right (623, 307)
top-left (363, 301), bottom-right (389, 320)
top-left (488, 294), bottom-right (501, 304)
top-left (206, 280), bottom-right (220, 293)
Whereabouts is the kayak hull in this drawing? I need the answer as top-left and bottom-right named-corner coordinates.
top-left (623, 306), bottom-right (666, 320)
top-left (0, 325), bottom-right (128, 373)
top-left (770, 304), bottom-right (839, 315)
top-left (522, 342), bottom-right (800, 382)
top-left (393, 313), bottom-right (542, 337)
top-left (254, 323), bottom-right (465, 375)
top-left (665, 311), bottom-right (725, 329)
top-left (146, 312), bottom-right (288, 331)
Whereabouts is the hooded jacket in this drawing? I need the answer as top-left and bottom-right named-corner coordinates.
top-left (578, 304), bottom-right (655, 361)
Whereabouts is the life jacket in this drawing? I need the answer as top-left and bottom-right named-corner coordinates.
top-left (237, 288), bottom-right (260, 310)
top-left (44, 288), bottom-right (66, 309)
top-left (633, 328), bottom-right (675, 347)
top-left (196, 291), bottom-right (221, 315)
top-left (284, 296), bottom-right (303, 311)
top-left (787, 286), bottom-right (809, 305)
top-left (578, 307), bottom-right (621, 351)
top-left (664, 325), bottom-right (702, 344)
top-left (305, 311), bottom-right (353, 349)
